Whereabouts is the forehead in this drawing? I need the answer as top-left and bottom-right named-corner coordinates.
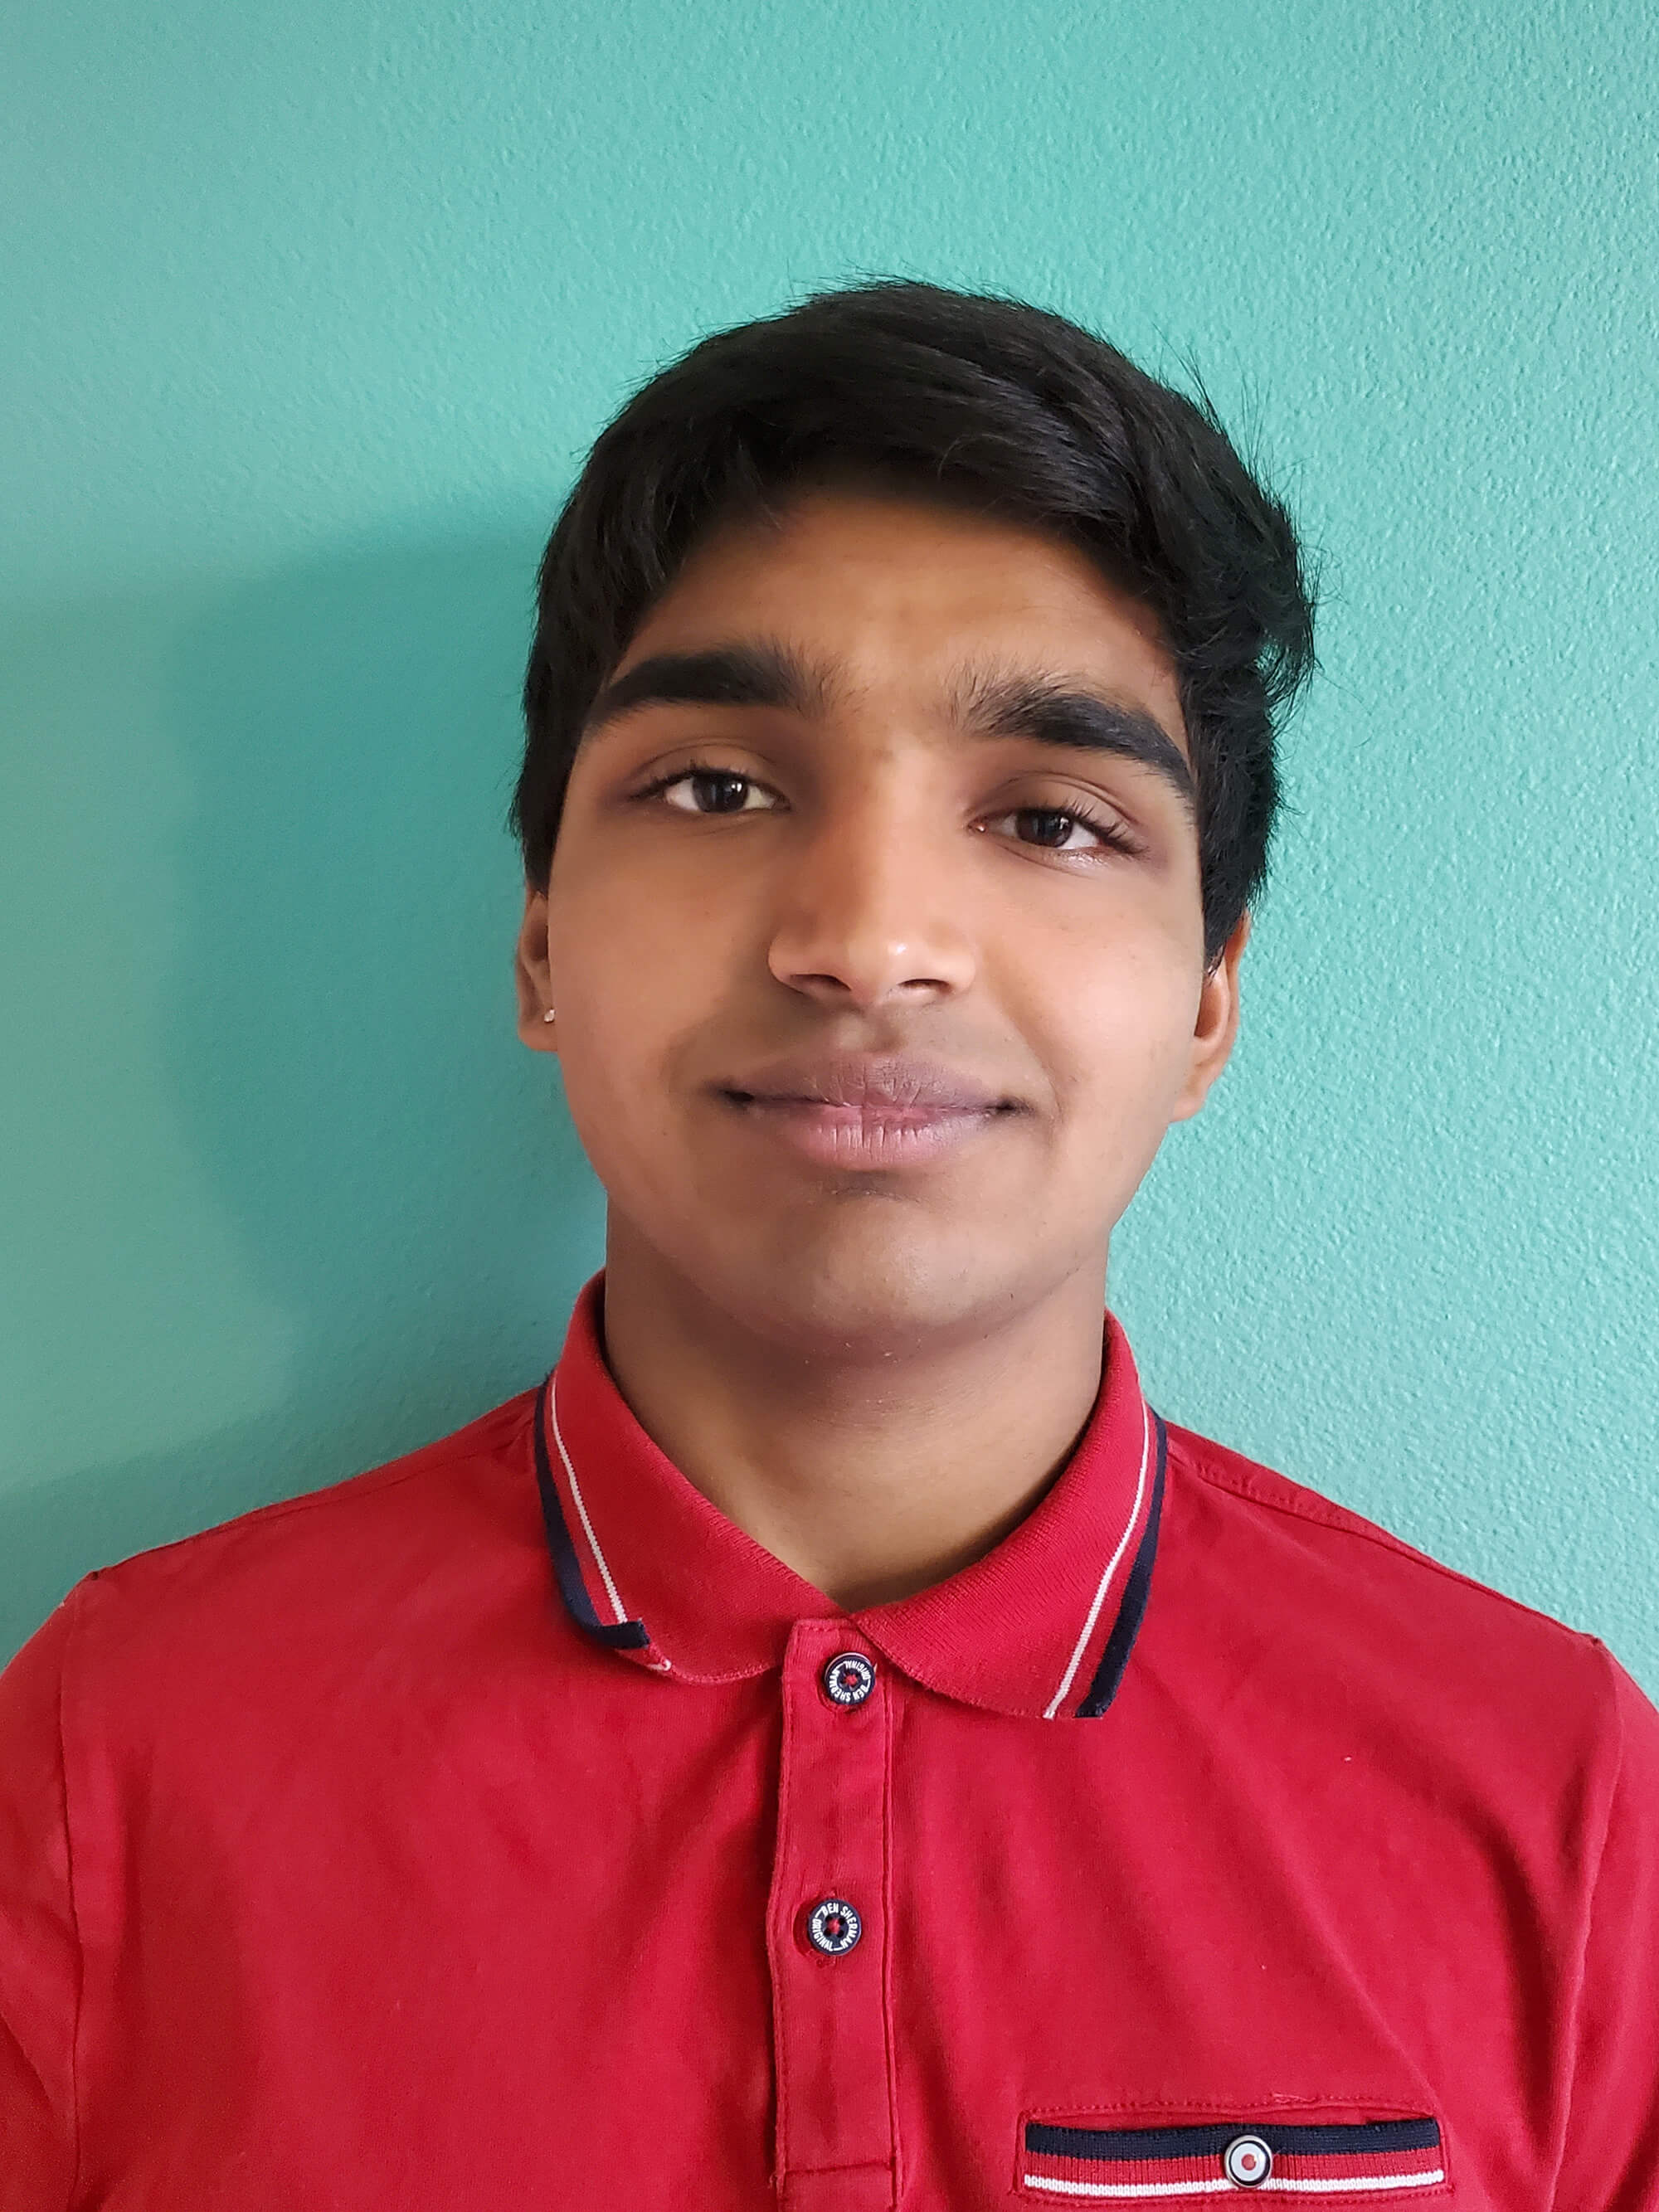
top-left (613, 489), bottom-right (1188, 749)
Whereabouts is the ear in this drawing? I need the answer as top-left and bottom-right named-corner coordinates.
top-left (1169, 910), bottom-right (1248, 1122)
top-left (514, 884), bottom-right (559, 1054)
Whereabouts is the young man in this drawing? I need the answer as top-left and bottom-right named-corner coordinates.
top-left (2, 283), bottom-right (1655, 2210)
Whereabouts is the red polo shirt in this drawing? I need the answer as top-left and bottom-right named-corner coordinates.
top-left (2, 1279), bottom-right (1657, 2210)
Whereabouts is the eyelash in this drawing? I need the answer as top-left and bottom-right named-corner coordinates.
top-left (632, 760), bottom-right (770, 810)
top-left (630, 760), bottom-right (1142, 858)
top-left (988, 801), bottom-right (1142, 859)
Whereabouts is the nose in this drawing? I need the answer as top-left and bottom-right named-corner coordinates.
top-left (766, 780), bottom-right (978, 1010)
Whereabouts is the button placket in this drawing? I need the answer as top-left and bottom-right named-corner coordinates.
top-left (766, 1621), bottom-right (895, 2212)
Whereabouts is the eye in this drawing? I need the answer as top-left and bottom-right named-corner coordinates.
top-left (983, 805), bottom-right (1135, 855)
top-left (656, 768), bottom-right (780, 815)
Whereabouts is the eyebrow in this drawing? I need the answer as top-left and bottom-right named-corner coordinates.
top-left (960, 672), bottom-right (1195, 812)
top-left (582, 644), bottom-right (826, 736)
top-left (582, 644), bottom-right (1195, 814)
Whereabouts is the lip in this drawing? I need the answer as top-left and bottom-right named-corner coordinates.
top-left (714, 1053), bottom-right (1017, 1170)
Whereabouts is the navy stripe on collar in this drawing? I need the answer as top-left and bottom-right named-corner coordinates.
top-left (533, 1375), bottom-right (652, 1651)
top-left (1074, 1412), bottom-right (1167, 1719)
top-left (533, 1367), bottom-right (1167, 1700)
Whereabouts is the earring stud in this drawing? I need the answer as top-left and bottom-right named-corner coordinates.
top-left (542, 1007), bottom-right (557, 1023)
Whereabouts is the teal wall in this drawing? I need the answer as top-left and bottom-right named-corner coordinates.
top-left (4, 0), bottom-right (1656, 1682)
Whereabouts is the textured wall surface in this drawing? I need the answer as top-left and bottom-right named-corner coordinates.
top-left (3, 0), bottom-right (1655, 1680)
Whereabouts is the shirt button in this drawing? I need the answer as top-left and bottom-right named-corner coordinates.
top-left (805, 1898), bottom-right (863, 1956)
top-left (820, 1650), bottom-right (877, 1708)
top-left (1223, 2137), bottom-right (1273, 2188)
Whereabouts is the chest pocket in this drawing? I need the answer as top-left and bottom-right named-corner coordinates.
top-left (1019, 2112), bottom-right (1447, 2199)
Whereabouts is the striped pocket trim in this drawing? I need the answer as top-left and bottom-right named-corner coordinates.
top-left (1022, 2117), bottom-right (1446, 2199)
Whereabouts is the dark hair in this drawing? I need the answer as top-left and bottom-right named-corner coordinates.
top-left (514, 280), bottom-right (1316, 962)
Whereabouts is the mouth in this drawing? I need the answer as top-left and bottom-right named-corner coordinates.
top-left (715, 1054), bottom-right (1020, 1171)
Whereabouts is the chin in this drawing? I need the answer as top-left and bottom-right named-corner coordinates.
top-left (699, 1211), bottom-right (1066, 1363)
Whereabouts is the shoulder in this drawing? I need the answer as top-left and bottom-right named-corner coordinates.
top-left (1163, 1414), bottom-right (1604, 1663)
top-left (1154, 1418), bottom-right (1631, 1782)
top-left (58, 1388), bottom-right (547, 1719)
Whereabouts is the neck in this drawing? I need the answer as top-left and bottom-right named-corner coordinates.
top-left (596, 1228), bottom-right (1110, 1611)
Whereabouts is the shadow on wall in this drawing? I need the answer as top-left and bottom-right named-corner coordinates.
top-left (2, 528), bottom-right (606, 1657)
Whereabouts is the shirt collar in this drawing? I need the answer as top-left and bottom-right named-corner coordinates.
top-left (533, 1275), bottom-right (1165, 1722)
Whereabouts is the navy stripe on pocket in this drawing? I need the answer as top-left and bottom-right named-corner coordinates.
top-left (1021, 2113), bottom-right (1446, 2198)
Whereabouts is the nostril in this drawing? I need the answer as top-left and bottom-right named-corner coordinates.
top-left (789, 973), bottom-right (859, 999)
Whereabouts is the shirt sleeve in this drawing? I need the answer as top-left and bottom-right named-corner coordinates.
top-left (1553, 1648), bottom-right (1659, 2211)
top-left (0, 1594), bottom-right (82, 2211)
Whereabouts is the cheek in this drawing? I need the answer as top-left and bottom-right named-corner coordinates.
top-left (548, 843), bottom-right (687, 1010)
top-left (549, 1004), bottom-right (689, 1230)
top-left (548, 817), bottom-right (757, 980)
top-left (1026, 926), bottom-right (1204, 1133)
top-left (542, 874), bottom-right (733, 1151)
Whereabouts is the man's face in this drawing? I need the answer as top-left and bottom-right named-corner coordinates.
top-left (517, 490), bottom-right (1243, 1356)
